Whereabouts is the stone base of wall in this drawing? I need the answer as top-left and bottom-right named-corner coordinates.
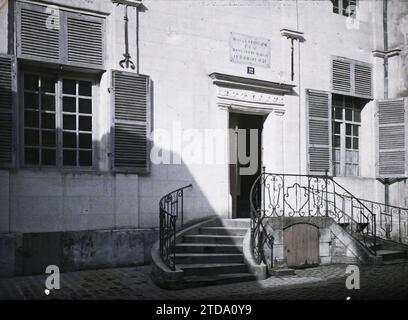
top-left (259, 217), bottom-right (376, 272)
top-left (0, 228), bottom-right (158, 277)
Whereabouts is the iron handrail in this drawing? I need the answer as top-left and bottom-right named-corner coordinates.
top-left (159, 184), bottom-right (192, 271)
top-left (249, 171), bottom-right (379, 266)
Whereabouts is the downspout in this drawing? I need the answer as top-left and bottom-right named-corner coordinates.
top-left (383, 0), bottom-right (390, 235)
top-left (383, 0), bottom-right (389, 99)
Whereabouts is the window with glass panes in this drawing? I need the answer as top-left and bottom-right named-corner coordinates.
top-left (332, 94), bottom-right (362, 176)
top-left (331, 0), bottom-right (357, 17)
top-left (23, 74), bottom-right (57, 166)
top-left (22, 73), bottom-right (94, 168)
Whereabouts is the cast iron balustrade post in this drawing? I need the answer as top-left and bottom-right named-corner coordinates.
top-left (159, 184), bottom-right (192, 270)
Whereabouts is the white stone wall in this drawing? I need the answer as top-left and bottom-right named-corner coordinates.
top-left (0, 0), bottom-right (405, 233)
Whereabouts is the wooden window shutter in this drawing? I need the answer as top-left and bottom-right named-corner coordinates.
top-left (18, 4), bottom-right (60, 62)
top-left (354, 63), bottom-right (372, 98)
top-left (112, 71), bottom-right (151, 173)
top-left (307, 90), bottom-right (332, 175)
top-left (0, 56), bottom-right (16, 167)
top-left (331, 59), bottom-right (351, 95)
top-left (66, 14), bottom-right (104, 68)
top-left (377, 98), bottom-right (408, 178)
top-left (17, 2), bottom-right (105, 69)
top-left (331, 57), bottom-right (373, 99)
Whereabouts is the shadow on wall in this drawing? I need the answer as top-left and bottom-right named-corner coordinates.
top-left (1, 119), bottom-right (220, 276)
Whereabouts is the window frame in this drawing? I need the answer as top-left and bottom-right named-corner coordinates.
top-left (332, 94), bottom-right (362, 177)
top-left (331, 0), bottom-right (358, 18)
top-left (19, 67), bottom-right (98, 172)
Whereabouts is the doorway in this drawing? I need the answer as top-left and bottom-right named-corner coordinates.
top-left (229, 112), bottom-right (263, 218)
top-left (283, 223), bottom-right (320, 268)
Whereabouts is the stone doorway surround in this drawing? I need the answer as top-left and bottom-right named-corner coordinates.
top-left (209, 72), bottom-right (295, 219)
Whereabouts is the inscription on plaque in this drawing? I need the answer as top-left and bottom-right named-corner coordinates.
top-left (230, 32), bottom-right (271, 68)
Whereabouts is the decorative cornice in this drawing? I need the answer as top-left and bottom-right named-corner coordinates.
top-left (280, 29), bottom-right (305, 42)
top-left (209, 72), bottom-right (295, 95)
top-left (372, 48), bottom-right (401, 59)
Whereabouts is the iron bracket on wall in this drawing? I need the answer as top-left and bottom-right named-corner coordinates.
top-left (112, 0), bottom-right (143, 70)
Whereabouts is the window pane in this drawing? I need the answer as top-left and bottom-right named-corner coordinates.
top-left (79, 81), bottom-right (92, 96)
top-left (63, 97), bottom-right (76, 112)
top-left (24, 92), bottom-right (39, 110)
top-left (79, 99), bottom-right (92, 114)
top-left (346, 137), bottom-right (352, 149)
top-left (79, 150), bottom-right (92, 166)
top-left (331, 0), bottom-right (339, 13)
top-left (79, 116), bottom-right (92, 131)
top-left (41, 77), bottom-right (56, 93)
top-left (334, 122), bottom-right (341, 134)
top-left (63, 132), bottom-right (77, 148)
top-left (354, 110), bottom-right (361, 122)
top-left (353, 138), bottom-right (359, 150)
top-left (63, 150), bottom-right (77, 166)
top-left (333, 136), bottom-right (341, 148)
top-left (24, 129), bottom-right (39, 146)
top-left (63, 115), bottom-right (76, 130)
top-left (42, 131), bottom-right (56, 147)
top-left (41, 149), bottom-right (56, 166)
top-left (335, 108), bottom-right (343, 120)
top-left (353, 125), bottom-right (359, 137)
top-left (41, 113), bottom-right (55, 129)
top-left (24, 110), bottom-right (39, 127)
top-left (345, 108), bottom-right (353, 121)
top-left (24, 75), bottom-right (39, 91)
top-left (42, 94), bottom-right (56, 111)
top-left (333, 94), bottom-right (342, 107)
top-left (25, 148), bottom-right (39, 165)
top-left (346, 124), bottom-right (352, 135)
top-left (63, 79), bottom-right (76, 95)
top-left (79, 133), bottom-right (92, 149)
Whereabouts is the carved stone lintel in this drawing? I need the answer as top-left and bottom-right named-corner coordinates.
top-left (217, 87), bottom-right (284, 106)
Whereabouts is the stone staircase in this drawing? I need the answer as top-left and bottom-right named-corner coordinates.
top-left (174, 219), bottom-right (257, 288)
top-left (362, 237), bottom-right (408, 265)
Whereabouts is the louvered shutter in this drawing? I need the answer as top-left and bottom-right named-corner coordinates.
top-left (354, 63), bottom-right (372, 98)
top-left (66, 13), bottom-right (104, 68)
top-left (17, 2), bottom-right (105, 69)
top-left (112, 71), bottom-right (150, 172)
top-left (332, 59), bottom-right (351, 95)
top-left (377, 98), bottom-right (408, 178)
top-left (18, 4), bottom-right (60, 62)
top-left (332, 57), bottom-right (373, 99)
top-left (0, 56), bottom-right (15, 166)
top-left (307, 90), bottom-right (332, 175)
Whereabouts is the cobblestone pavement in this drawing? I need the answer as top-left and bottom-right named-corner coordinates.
top-left (0, 263), bottom-right (407, 300)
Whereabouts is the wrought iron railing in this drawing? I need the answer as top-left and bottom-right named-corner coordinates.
top-left (330, 193), bottom-right (408, 245)
top-left (159, 184), bottom-right (192, 271)
top-left (249, 171), bottom-right (379, 265)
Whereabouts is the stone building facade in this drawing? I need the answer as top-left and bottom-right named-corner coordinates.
top-left (0, 0), bottom-right (407, 276)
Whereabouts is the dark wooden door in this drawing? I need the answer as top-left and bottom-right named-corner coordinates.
top-left (283, 224), bottom-right (319, 268)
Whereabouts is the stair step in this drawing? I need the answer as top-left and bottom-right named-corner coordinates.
top-left (175, 243), bottom-right (243, 254)
top-left (176, 253), bottom-right (244, 264)
top-left (182, 234), bottom-right (245, 245)
top-left (182, 272), bottom-right (257, 288)
top-left (381, 258), bottom-right (408, 265)
top-left (376, 250), bottom-right (407, 261)
top-left (178, 263), bottom-right (248, 276)
top-left (221, 219), bottom-right (251, 228)
top-left (199, 227), bottom-right (248, 236)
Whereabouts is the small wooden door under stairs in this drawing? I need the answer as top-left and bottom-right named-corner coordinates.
top-left (283, 223), bottom-right (320, 268)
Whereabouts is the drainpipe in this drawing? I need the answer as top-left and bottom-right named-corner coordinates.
top-left (383, 0), bottom-right (389, 99)
top-left (383, 0), bottom-right (391, 235)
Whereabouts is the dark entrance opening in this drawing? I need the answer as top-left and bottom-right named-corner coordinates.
top-left (229, 112), bottom-right (263, 218)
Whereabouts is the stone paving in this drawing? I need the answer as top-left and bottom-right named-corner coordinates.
top-left (0, 263), bottom-right (407, 300)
